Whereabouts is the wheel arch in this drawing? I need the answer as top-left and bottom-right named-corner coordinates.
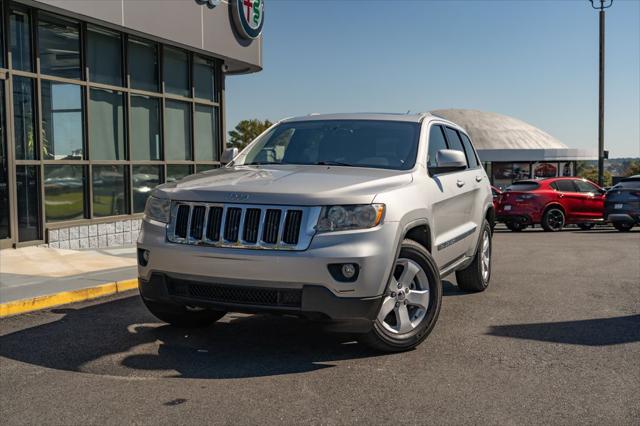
top-left (543, 202), bottom-right (565, 215)
top-left (402, 220), bottom-right (432, 253)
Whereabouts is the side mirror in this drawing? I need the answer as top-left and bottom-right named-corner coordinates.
top-left (220, 147), bottom-right (238, 165)
top-left (429, 149), bottom-right (467, 175)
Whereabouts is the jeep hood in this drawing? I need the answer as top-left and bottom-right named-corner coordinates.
top-left (153, 165), bottom-right (413, 205)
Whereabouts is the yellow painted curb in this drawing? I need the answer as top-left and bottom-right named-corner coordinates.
top-left (0, 278), bottom-right (139, 318)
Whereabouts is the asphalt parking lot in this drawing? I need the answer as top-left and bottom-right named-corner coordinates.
top-left (1, 227), bottom-right (638, 425)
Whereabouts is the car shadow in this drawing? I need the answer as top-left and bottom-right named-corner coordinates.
top-left (0, 295), bottom-right (383, 380)
top-left (487, 314), bottom-right (640, 346)
top-left (442, 280), bottom-right (467, 296)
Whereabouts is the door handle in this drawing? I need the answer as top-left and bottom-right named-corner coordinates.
top-left (559, 194), bottom-right (564, 198)
top-left (475, 176), bottom-right (483, 182)
top-left (456, 180), bottom-right (465, 188)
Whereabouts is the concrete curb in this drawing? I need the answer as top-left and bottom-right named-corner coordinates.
top-left (0, 279), bottom-right (138, 318)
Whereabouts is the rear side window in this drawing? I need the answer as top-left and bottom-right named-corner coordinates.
top-left (505, 182), bottom-right (540, 191)
top-left (427, 125), bottom-right (448, 168)
top-left (551, 180), bottom-right (577, 192)
top-left (443, 127), bottom-right (466, 156)
top-left (574, 180), bottom-right (599, 193)
top-left (459, 133), bottom-right (480, 169)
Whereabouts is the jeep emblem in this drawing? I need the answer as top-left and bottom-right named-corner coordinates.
top-left (227, 193), bottom-right (249, 202)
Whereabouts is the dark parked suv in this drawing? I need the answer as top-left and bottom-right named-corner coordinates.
top-left (604, 175), bottom-right (640, 231)
top-left (497, 177), bottom-right (605, 232)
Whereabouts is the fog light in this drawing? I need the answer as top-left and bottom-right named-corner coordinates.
top-left (342, 263), bottom-right (356, 279)
top-left (138, 248), bottom-right (150, 267)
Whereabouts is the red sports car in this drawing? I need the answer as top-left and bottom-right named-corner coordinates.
top-left (496, 177), bottom-right (605, 232)
top-left (491, 186), bottom-right (502, 211)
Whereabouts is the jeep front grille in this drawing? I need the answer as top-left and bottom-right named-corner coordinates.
top-left (167, 202), bottom-right (319, 250)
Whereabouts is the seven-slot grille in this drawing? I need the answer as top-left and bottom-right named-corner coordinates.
top-left (168, 202), bottom-right (308, 250)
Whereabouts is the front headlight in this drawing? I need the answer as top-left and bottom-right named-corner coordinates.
top-left (316, 204), bottom-right (385, 233)
top-left (144, 196), bottom-right (171, 223)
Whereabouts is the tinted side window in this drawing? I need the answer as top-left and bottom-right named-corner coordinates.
top-left (574, 180), bottom-right (599, 193)
top-left (459, 133), bottom-right (480, 168)
top-left (427, 125), bottom-right (448, 168)
top-left (443, 127), bottom-right (465, 155)
top-left (553, 180), bottom-right (577, 192)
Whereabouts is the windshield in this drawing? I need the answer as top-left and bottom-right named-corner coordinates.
top-left (614, 178), bottom-right (640, 190)
top-left (236, 120), bottom-right (420, 171)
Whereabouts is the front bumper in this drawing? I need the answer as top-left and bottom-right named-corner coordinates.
top-left (139, 273), bottom-right (382, 333)
top-left (138, 217), bottom-right (400, 299)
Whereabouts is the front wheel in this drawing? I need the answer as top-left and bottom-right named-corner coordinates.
top-left (613, 222), bottom-right (633, 232)
top-left (542, 207), bottom-right (565, 232)
top-left (142, 298), bottom-right (227, 328)
top-left (456, 220), bottom-right (492, 292)
top-left (360, 239), bottom-right (442, 353)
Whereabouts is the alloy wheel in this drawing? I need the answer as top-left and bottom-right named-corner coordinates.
top-left (547, 209), bottom-right (565, 231)
top-left (480, 229), bottom-right (491, 282)
top-left (378, 258), bottom-right (430, 335)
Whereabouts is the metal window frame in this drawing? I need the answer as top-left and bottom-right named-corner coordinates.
top-left (0, 1), bottom-right (225, 247)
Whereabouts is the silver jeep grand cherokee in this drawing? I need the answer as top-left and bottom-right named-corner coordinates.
top-left (138, 113), bottom-right (494, 352)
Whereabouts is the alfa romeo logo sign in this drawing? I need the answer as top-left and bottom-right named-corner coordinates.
top-left (232, 0), bottom-right (264, 40)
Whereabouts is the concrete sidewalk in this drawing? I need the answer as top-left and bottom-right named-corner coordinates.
top-left (0, 246), bottom-right (137, 316)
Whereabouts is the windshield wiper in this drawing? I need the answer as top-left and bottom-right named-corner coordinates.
top-left (312, 161), bottom-right (354, 167)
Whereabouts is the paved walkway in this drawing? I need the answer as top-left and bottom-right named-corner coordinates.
top-left (0, 246), bottom-right (137, 304)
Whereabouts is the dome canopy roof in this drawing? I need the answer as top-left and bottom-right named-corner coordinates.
top-left (431, 109), bottom-right (567, 150)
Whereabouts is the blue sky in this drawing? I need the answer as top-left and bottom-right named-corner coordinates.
top-left (226, 0), bottom-right (640, 158)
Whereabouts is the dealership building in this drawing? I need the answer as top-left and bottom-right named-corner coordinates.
top-left (0, 0), bottom-right (263, 249)
top-left (432, 109), bottom-right (596, 189)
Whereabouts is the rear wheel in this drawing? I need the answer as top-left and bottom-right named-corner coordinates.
top-left (506, 221), bottom-right (526, 232)
top-left (142, 298), bottom-right (226, 328)
top-left (456, 220), bottom-right (492, 292)
top-left (360, 239), bottom-right (442, 353)
top-left (542, 207), bottom-right (565, 232)
top-left (578, 223), bottom-right (595, 230)
top-left (613, 222), bottom-right (633, 232)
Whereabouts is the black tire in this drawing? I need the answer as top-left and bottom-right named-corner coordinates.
top-left (506, 222), bottom-right (526, 232)
top-left (578, 223), bottom-right (595, 230)
top-left (142, 298), bottom-right (226, 328)
top-left (542, 207), bottom-right (565, 232)
top-left (613, 222), bottom-right (633, 232)
top-left (360, 239), bottom-right (442, 353)
top-left (456, 220), bottom-right (492, 292)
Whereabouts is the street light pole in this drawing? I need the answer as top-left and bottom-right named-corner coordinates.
top-left (589, 0), bottom-right (613, 186)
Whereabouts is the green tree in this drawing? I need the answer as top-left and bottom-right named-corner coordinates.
top-left (578, 166), bottom-right (612, 187)
top-left (623, 159), bottom-right (640, 176)
top-left (228, 119), bottom-right (273, 150)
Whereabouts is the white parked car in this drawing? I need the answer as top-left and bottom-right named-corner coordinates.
top-left (138, 113), bottom-right (495, 352)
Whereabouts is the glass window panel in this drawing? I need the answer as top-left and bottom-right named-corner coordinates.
top-left (460, 133), bottom-right (480, 169)
top-left (92, 165), bottom-right (127, 217)
top-left (512, 163), bottom-right (531, 180)
top-left (10, 10), bottom-right (32, 72)
top-left (41, 82), bottom-right (84, 160)
top-left (444, 127), bottom-right (465, 153)
top-left (90, 89), bottom-right (125, 160)
top-left (17, 166), bottom-right (41, 241)
top-left (44, 165), bottom-right (86, 222)
top-left (195, 105), bottom-right (218, 161)
top-left (193, 55), bottom-right (216, 101)
top-left (12, 76), bottom-right (37, 160)
top-left (128, 38), bottom-right (159, 92)
top-left (44, 165), bottom-right (85, 222)
top-left (0, 85), bottom-right (8, 239)
top-left (165, 100), bottom-right (192, 161)
top-left (164, 47), bottom-right (190, 97)
top-left (166, 165), bottom-right (192, 183)
top-left (130, 95), bottom-right (161, 160)
top-left (132, 165), bottom-right (161, 213)
top-left (427, 125), bottom-right (447, 168)
top-left (87, 28), bottom-right (123, 86)
top-left (38, 17), bottom-right (80, 79)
